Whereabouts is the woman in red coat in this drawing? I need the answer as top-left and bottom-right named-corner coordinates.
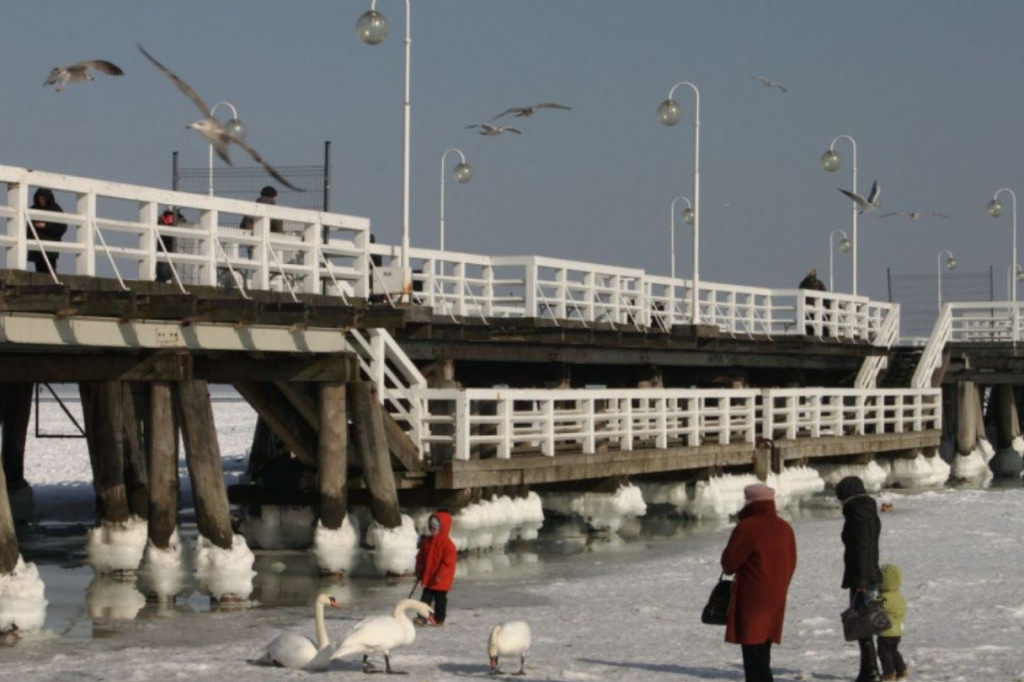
top-left (721, 484), bottom-right (798, 682)
top-left (415, 510), bottom-right (457, 625)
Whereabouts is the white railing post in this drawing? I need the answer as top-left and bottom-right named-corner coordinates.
top-left (525, 259), bottom-right (538, 317)
top-left (76, 191), bottom-right (95, 277)
top-left (497, 396), bottom-right (511, 459)
top-left (139, 200), bottom-right (159, 281)
top-left (582, 397), bottom-right (596, 453)
top-left (455, 392), bottom-right (471, 461)
top-left (655, 396), bottom-right (668, 448)
top-left (541, 398), bottom-right (555, 456)
top-left (620, 397), bottom-right (634, 450)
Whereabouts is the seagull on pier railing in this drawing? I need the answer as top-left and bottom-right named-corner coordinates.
top-left (136, 43), bottom-right (302, 191)
top-left (838, 180), bottom-right (881, 214)
top-left (44, 60), bottom-right (124, 92)
top-left (751, 75), bottom-right (786, 93)
top-left (489, 102), bottom-right (571, 121)
top-left (465, 122), bottom-right (522, 136)
top-left (879, 210), bottom-right (948, 221)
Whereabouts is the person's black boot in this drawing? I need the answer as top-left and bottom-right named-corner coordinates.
top-left (855, 638), bottom-right (882, 682)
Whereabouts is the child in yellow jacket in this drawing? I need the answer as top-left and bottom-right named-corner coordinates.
top-left (877, 563), bottom-right (908, 680)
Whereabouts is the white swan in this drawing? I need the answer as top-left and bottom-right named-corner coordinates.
top-left (488, 620), bottom-right (531, 675)
top-left (327, 598), bottom-right (433, 674)
top-left (258, 593), bottom-right (340, 669)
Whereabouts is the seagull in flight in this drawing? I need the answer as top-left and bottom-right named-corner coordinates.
top-left (44, 60), bottom-right (124, 92)
top-left (838, 181), bottom-right (881, 214)
top-left (137, 44), bottom-right (302, 191)
top-left (465, 123), bottom-right (522, 136)
top-left (489, 102), bottom-right (571, 121)
top-left (751, 76), bottom-right (786, 93)
top-left (879, 210), bottom-right (948, 221)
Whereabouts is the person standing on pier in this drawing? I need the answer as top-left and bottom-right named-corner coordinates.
top-left (836, 475), bottom-right (884, 682)
top-left (25, 188), bottom-right (67, 273)
top-left (720, 484), bottom-right (797, 682)
top-left (798, 268), bottom-right (827, 335)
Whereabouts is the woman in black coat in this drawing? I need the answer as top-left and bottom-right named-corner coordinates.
top-left (836, 475), bottom-right (883, 682)
top-left (26, 188), bottom-right (67, 273)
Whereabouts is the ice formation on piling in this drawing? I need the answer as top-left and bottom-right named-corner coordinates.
top-left (880, 453), bottom-right (951, 489)
top-left (542, 484), bottom-right (647, 531)
top-left (951, 439), bottom-right (994, 485)
top-left (365, 514), bottom-right (418, 576)
top-left (312, 515), bottom-right (361, 575)
top-left (86, 515), bottom-right (148, 574)
top-left (193, 534), bottom-right (256, 601)
top-left (0, 556), bottom-right (47, 634)
top-left (138, 529), bottom-right (189, 601)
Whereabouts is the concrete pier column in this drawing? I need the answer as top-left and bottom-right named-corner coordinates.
top-left (990, 384), bottom-right (1024, 477)
top-left (955, 381), bottom-right (979, 456)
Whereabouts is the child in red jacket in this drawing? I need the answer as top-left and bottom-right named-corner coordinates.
top-left (415, 510), bottom-right (457, 626)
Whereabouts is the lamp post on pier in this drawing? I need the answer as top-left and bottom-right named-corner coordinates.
top-left (658, 81), bottom-right (701, 323)
top-left (439, 148), bottom-right (472, 252)
top-left (357, 0), bottom-right (413, 296)
top-left (987, 188), bottom-right (1018, 303)
top-left (828, 228), bottom-right (851, 293)
top-left (820, 135), bottom-right (860, 294)
top-left (1006, 265), bottom-right (1024, 301)
top-left (669, 196), bottom-right (694, 281)
top-left (207, 102), bottom-right (245, 196)
top-left (936, 249), bottom-right (956, 314)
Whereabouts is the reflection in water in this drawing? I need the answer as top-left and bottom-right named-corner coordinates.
top-left (86, 574), bottom-right (145, 636)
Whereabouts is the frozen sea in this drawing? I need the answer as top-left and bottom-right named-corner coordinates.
top-left (2, 386), bottom-right (1024, 681)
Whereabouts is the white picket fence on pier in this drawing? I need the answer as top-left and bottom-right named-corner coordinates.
top-left (912, 302), bottom-right (1024, 388)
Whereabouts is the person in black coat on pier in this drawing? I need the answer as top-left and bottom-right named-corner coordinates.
top-left (836, 475), bottom-right (884, 682)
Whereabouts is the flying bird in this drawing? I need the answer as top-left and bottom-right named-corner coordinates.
top-left (751, 75), bottom-right (786, 93)
top-left (44, 60), bottom-right (124, 92)
top-left (879, 210), bottom-right (948, 221)
top-left (465, 123), bottom-right (522, 136)
top-left (490, 102), bottom-right (571, 121)
top-left (136, 44), bottom-right (302, 191)
top-left (838, 181), bottom-right (881, 214)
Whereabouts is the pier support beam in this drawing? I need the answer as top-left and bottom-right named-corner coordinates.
top-left (80, 381), bottom-right (130, 524)
top-left (0, 460), bottom-right (18, 574)
top-left (992, 384), bottom-right (1021, 449)
top-left (348, 381), bottom-right (402, 528)
top-left (147, 382), bottom-right (178, 550)
top-left (318, 382), bottom-right (348, 530)
top-left (1, 383), bottom-right (33, 491)
top-left (955, 381), bottom-right (980, 455)
top-left (175, 380), bottom-right (233, 549)
top-left (121, 383), bottom-right (149, 519)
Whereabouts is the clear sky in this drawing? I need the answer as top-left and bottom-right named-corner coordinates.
top-left (5, 1), bottom-right (1024, 303)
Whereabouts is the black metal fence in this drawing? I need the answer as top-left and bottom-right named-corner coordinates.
top-left (888, 267), bottom-right (994, 339)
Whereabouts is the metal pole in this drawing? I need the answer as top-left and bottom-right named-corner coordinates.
top-left (172, 151), bottom-right (179, 191)
top-left (829, 135), bottom-right (858, 296)
top-left (401, 0), bottom-right (412, 296)
top-left (667, 81), bottom-right (701, 324)
top-left (323, 140), bottom-right (331, 212)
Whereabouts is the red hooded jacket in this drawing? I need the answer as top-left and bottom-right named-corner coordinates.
top-left (415, 511), bottom-right (457, 592)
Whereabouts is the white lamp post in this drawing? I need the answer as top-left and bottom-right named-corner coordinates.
top-left (439, 148), bottom-right (471, 251)
top-left (207, 101), bottom-right (245, 196)
top-left (821, 135), bottom-right (860, 295)
top-left (658, 81), bottom-right (701, 324)
top-left (987, 188), bottom-right (1018, 303)
top-left (669, 196), bottom-right (694, 280)
top-left (358, 0), bottom-right (412, 296)
top-left (936, 249), bottom-right (956, 314)
top-left (828, 228), bottom-right (851, 293)
top-left (1006, 264), bottom-right (1024, 300)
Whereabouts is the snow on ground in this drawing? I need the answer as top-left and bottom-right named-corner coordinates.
top-left (3, 387), bottom-right (1024, 680)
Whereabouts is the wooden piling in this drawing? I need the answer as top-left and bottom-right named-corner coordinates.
top-left (955, 381), bottom-right (979, 455)
top-left (79, 381), bottom-right (131, 524)
top-left (318, 382), bottom-right (348, 530)
top-left (148, 382), bottom-right (178, 550)
top-left (175, 380), bottom-right (233, 549)
top-left (121, 383), bottom-right (149, 519)
top-left (0, 461), bottom-right (18, 574)
top-left (348, 381), bottom-right (402, 528)
top-left (1, 383), bottom-right (33, 490)
top-left (993, 384), bottom-right (1020, 450)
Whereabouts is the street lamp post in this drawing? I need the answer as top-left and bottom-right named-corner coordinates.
top-left (658, 81), bottom-right (701, 323)
top-left (936, 249), bottom-right (956, 314)
top-left (828, 228), bottom-right (851, 293)
top-left (820, 135), bottom-right (859, 294)
top-left (1006, 265), bottom-right (1024, 300)
top-left (439, 148), bottom-right (471, 251)
top-left (987, 188), bottom-right (1018, 303)
top-left (669, 196), bottom-right (694, 280)
top-left (358, 0), bottom-right (412, 296)
top-left (207, 102), bottom-right (245, 196)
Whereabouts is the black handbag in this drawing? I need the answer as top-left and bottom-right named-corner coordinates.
top-left (841, 598), bottom-right (892, 641)
top-left (701, 573), bottom-right (733, 625)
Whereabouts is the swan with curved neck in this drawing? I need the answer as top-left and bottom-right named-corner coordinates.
top-left (328, 598), bottom-right (433, 674)
top-left (488, 620), bottom-right (531, 675)
top-left (259, 593), bottom-right (340, 669)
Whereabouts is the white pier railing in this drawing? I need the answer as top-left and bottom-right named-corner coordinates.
top-left (416, 386), bottom-right (939, 462)
top-left (0, 164), bottom-right (369, 299)
top-left (911, 301), bottom-right (1024, 388)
